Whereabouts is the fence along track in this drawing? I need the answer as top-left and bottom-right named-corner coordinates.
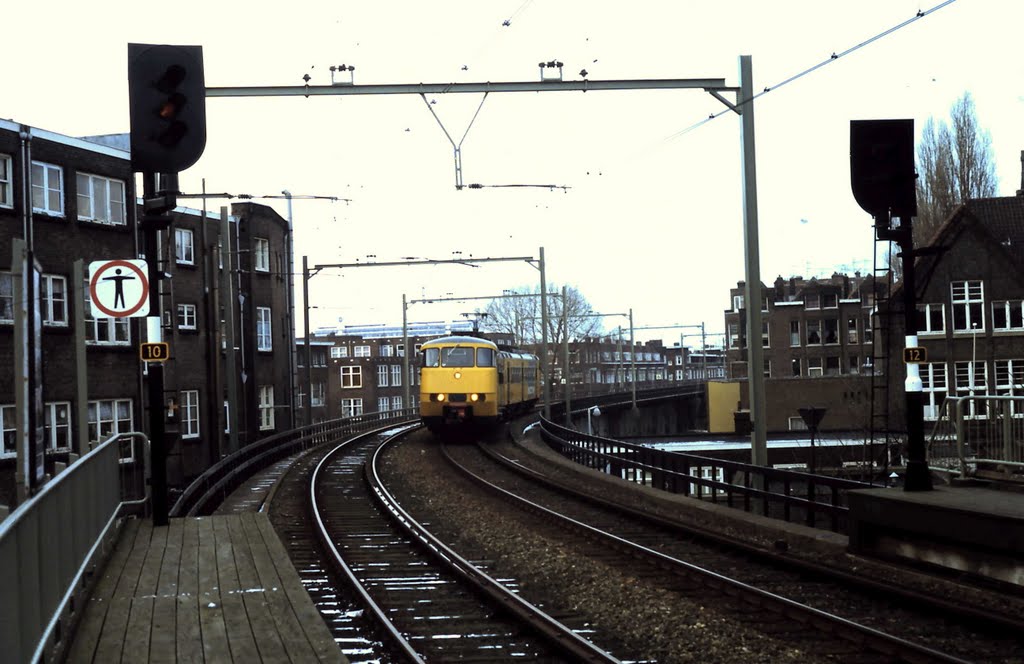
top-left (310, 426), bottom-right (621, 663)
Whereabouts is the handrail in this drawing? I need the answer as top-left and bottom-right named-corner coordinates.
top-left (539, 399), bottom-right (871, 533)
top-left (928, 395), bottom-right (1024, 479)
top-left (0, 431), bottom-right (149, 664)
top-left (170, 408), bottom-right (418, 517)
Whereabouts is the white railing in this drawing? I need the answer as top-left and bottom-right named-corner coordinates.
top-left (927, 395), bottom-right (1024, 479)
top-left (0, 432), bottom-right (149, 664)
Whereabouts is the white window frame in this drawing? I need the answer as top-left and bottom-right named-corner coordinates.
top-left (0, 153), bottom-right (12, 209)
top-left (330, 346), bottom-right (348, 358)
top-left (380, 344), bottom-right (394, 357)
top-left (377, 397), bottom-right (390, 412)
top-left (175, 228), bottom-right (195, 265)
top-left (804, 294), bottom-right (820, 310)
top-left (391, 364), bottom-right (402, 387)
top-left (354, 345), bottom-right (371, 357)
top-left (76, 172), bottom-right (126, 225)
top-left (257, 306), bottom-right (272, 351)
top-left (807, 357), bottom-right (823, 377)
top-left (180, 390), bottom-right (200, 438)
top-left (391, 396), bottom-right (403, 411)
top-left (311, 382), bottom-right (325, 407)
top-left (177, 303), bottom-right (197, 330)
top-left (377, 364), bottom-right (389, 387)
top-left (1, 404), bottom-right (16, 457)
top-left (921, 362), bottom-right (948, 421)
top-left (955, 360), bottom-right (988, 419)
top-left (341, 365), bottom-right (362, 388)
top-left (1, 271), bottom-right (14, 323)
top-left (822, 293), bottom-right (838, 309)
top-left (806, 320), bottom-right (822, 345)
top-left (87, 399), bottom-right (134, 462)
top-left (992, 300), bottom-right (1024, 332)
top-left (951, 280), bottom-right (985, 333)
top-left (995, 359), bottom-right (1024, 416)
top-left (258, 385), bottom-right (275, 430)
top-left (31, 161), bottom-right (64, 216)
top-left (341, 398), bottom-right (363, 418)
top-left (83, 278), bottom-right (129, 344)
top-left (41, 274), bottom-right (68, 327)
top-left (917, 303), bottom-right (946, 335)
top-left (44, 401), bottom-right (72, 451)
top-left (254, 237), bottom-right (270, 272)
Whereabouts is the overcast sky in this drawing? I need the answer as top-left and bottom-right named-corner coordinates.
top-left (4, 0), bottom-right (1022, 345)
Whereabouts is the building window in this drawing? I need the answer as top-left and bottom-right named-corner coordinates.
top-left (32, 161), bottom-right (63, 216)
top-left (951, 281), bottom-right (985, 332)
top-left (44, 402), bottom-right (72, 451)
top-left (1, 405), bottom-right (16, 457)
top-left (88, 399), bottom-right (134, 461)
top-left (377, 397), bottom-right (389, 412)
top-left (995, 359), bottom-right (1024, 416)
top-left (789, 320), bottom-right (800, 347)
top-left (791, 358), bottom-right (801, 377)
top-left (863, 315), bottom-right (874, 344)
top-left (312, 350), bottom-right (326, 367)
top-left (761, 322), bottom-right (770, 348)
top-left (0, 154), bottom-right (12, 208)
top-left (728, 323), bottom-right (740, 348)
top-left (922, 363), bottom-right (948, 420)
top-left (391, 396), bottom-right (403, 411)
top-left (257, 307), bottom-right (272, 351)
top-left (916, 303), bottom-right (946, 335)
top-left (992, 300), bottom-right (1024, 331)
top-left (180, 390), bottom-right (199, 438)
top-left (763, 359), bottom-right (771, 378)
top-left (848, 355), bottom-right (860, 374)
top-left (175, 228), bottom-right (195, 265)
top-left (380, 344), bottom-right (394, 357)
top-left (822, 293), bottom-right (838, 309)
top-left (254, 237), bottom-right (270, 272)
top-left (311, 382), bottom-right (325, 407)
top-left (377, 365), bottom-right (389, 387)
top-left (847, 317), bottom-right (859, 344)
top-left (0, 272), bottom-right (12, 322)
top-left (354, 345), bottom-right (371, 357)
top-left (955, 360), bottom-right (987, 418)
top-left (825, 355), bottom-right (840, 376)
top-left (341, 365), bottom-right (362, 388)
top-left (41, 274), bottom-right (68, 326)
top-left (177, 303), bottom-right (197, 330)
top-left (804, 293), bottom-right (820, 310)
top-left (259, 385), bottom-right (275, 430)
top-left (77, 173), bottom-right (126, 225)
top-left (397, 344), bottom-right (405, 357)
top-left (807, 357), bottom-right (823, 377)
top-left (391, 364), bottom-right (402, 387)
top-left (83, 279), bottom-right (129, 343)
top-left (341, 398), bottom-right (363, 418)
top-left (823, 318), bottom-right (839, 344)
top-left (331, 346), bottom-right (348, 358)
top-left (732, 294), bottom-right (744, 311)
top-left (806, 320), bottom-right (822, 345)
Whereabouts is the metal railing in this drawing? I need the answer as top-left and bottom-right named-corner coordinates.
top-left (927, 395), bottom-right (1024, 480)
top-left (170, 408), bottom-right (418, 517)
top-left (540, 406), bottom-right (871, 534)
top-left (0, 432), bottom-right (150, 664)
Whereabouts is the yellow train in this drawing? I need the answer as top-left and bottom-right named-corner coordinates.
top-left (419, 335), bottom-right (540, 436)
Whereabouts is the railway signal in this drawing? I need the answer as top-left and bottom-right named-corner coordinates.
top-left (128, 43), bottom-right (207, 173)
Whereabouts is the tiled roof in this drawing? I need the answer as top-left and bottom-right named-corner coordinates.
top-left (963, 196), bottom-right (1024, 265)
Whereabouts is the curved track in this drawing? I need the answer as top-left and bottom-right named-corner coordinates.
top-left (436, 440), bottom-right (1024, 664)
top-left (309, 425), bottom-right (626, 663)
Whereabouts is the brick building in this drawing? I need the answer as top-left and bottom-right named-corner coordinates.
top-left (0, 121), bottom-right (293, 505)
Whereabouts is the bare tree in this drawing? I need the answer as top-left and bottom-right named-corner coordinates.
top-left (482, 284), bottom-right (603, 358)
top-left (915, 92), bottom-right (998, 244)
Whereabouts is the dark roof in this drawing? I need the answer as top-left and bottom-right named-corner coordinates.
top-left (962, 196), bottom-right (1024, 265)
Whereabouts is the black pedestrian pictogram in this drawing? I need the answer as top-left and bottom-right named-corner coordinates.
top-left (102, 268), bottom-right (136, 309)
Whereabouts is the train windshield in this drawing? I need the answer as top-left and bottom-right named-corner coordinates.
top-left (422, 348), bottom-right (440, 367)
top-left (441, 346), bottom-right (475, 367)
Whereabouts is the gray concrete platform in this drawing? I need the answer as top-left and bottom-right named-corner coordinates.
top-left (847, 484), bottom-right (1024, 585)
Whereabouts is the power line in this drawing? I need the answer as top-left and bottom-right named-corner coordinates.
top-left (664, 0), bottom-right (959, 142)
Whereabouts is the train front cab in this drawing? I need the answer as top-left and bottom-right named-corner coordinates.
top-left (420, 340), bottom-right (499, 433)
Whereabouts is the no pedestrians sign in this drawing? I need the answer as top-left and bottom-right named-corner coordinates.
top-left (88, 259), bottom-right (150, 318)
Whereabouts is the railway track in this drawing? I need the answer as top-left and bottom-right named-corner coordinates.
top-left (424, 439), bottom-right (1024, 664)
top-left (308, 424), bottom-right (638, 662)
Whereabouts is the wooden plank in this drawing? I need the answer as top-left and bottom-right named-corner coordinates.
top-left (175, 518), bottom-right (202, 664)
top-left (196, 517), bottom-right (231, 663)
top-left (228, 515), bottom-right (289, 662)
top-left (92, 519), bottom-right (154, 663)
top-left (248, 513), bottom-right (343, 663)
top-left (212, 516), bottom-right (261, 662)
top-left (121, 521), bottom-right (167, 661)
top-left (65, 518), bottom-right (142, 663)
top-left (149, 519), bottom-right (183, 664)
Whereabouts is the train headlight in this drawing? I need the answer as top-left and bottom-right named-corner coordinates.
top-left (469, 393), bottom-right (479, 402)
top-left (435, 393), bottom-right (446, 402)
top-left (454, 371), bottom-right (462, 379)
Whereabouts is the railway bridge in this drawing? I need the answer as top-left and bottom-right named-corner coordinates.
top-left (2, 386), bottom-right (1022, 663)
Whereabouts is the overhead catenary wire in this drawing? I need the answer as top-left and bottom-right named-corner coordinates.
top-left (664, 0), bottom-right (959, 142)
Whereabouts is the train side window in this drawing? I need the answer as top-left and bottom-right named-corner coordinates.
top-left (423, 348), bottom-right (440, 367)
top-left (477, 347), bottom-right (495, 367)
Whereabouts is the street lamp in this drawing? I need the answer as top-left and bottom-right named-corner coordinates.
top-left (587, 405), bottom-right (601, 436)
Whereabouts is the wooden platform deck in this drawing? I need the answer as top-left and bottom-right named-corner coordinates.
top-left (66, 513), bottom-right (345, 663)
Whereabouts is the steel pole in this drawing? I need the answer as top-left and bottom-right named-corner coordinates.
top-left (303, 256), bottom-right (313, 427)
top-left (539, 247), bottom-right (550, 418)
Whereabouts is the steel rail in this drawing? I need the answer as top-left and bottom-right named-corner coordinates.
top-left (443, 444), bottom-right (974, 664)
